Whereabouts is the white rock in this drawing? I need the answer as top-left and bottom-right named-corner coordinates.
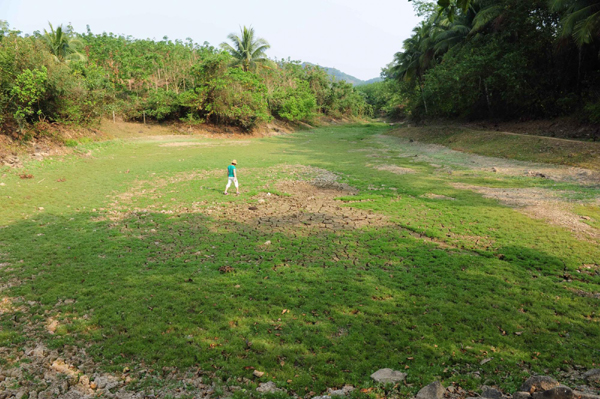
top-left (256, 381), bottom-right (285, 394)
top-left (370, 368), bottom-right (407, 384)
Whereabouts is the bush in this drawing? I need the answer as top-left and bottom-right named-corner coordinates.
top-left (269, 80), bottom-right (316, 122)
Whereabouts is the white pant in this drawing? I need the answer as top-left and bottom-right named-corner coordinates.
top-left (226, 177), bottom-right (238, 189)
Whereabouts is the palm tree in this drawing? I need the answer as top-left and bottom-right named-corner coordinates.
top-left (551, 0), bottom-right (600, 47)
top-left (220, 26), bottom-right (271, 72)
top-left (437, 0), bottom-right (476, 21)
top-left (42, 23), bottom-right (86, 62)
top-left (390, 22), bottom-right (441, 113)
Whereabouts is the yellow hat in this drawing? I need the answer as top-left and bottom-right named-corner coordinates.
top-left (232, 160), bottom-right (237, 165)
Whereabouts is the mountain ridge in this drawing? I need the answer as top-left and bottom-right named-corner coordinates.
top-left (302, 63), bottom-right (382, 86)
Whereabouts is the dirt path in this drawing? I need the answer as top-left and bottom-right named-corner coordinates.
top-left (375, 134), bottom-right (600, 185)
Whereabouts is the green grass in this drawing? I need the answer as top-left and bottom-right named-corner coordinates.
top-left (387, 125), bottom-right (600, 170)
top-left (0, 124), bottom-right (599, 396)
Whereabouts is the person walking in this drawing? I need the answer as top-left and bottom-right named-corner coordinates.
top-left (224, 159), bottom-right (239, 195)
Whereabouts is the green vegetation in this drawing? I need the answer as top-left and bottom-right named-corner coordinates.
top-left (1, 124), bottom-right (599, 395)
top-left (387, 125), bottom-right (600, 169)
top-left (0, 23), bottom-right (371, 138)
top-left (361, 0), bottom-right (600, 123)
top-left (220, 26), bottom-right (272, 72)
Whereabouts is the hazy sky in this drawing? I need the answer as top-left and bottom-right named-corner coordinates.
top-left (1, 0), bottom-right (421, 80)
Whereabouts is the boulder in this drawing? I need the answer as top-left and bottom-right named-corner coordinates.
top-left (520, 376), bottom-right (560, 393)
top-left (481, 386), bottom-right (503, 399)
top-left (416, 381), bottom-right (445, 399)
top-left (583, 370), bottom-right (600, 383)
top-left (370, 368), bottom-right (407, 384)
top-left (532, 386), bottom-right (573, 399)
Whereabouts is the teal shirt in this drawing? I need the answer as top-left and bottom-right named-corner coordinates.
top-left (227, 165), bottom-right (236, 177)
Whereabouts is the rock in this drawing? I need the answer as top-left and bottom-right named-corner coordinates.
top-left (256, 381), bottom-right (285, 394)
top-left (416, 381), bottom-right (445, 399)
top-left (253, 370), bottom-right (265, 378)
top-left (327, 385), bottom-right (355, 397)
top-left (481, 386), bottom-right (503, 399)
top-left (61, 390), bottom-right (87, 399)
top-left (313, 396), bottom-right (332, 399)
top-left (520, 376), bottom-right (560, 393)
top-left (533, 387), bottom-right (573, 399)
top-left (514, 392), bottom-right (532, 399)
top-left (583, 369), bottom-right (600, 383)
top-left (573, 391), bottom-right (600, 399)
top-left (370, 368), bottom-right (407, 384)
top-left (37, 390), bottom-right (53, 399)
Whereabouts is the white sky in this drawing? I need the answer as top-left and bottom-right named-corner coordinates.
top-left (1, 0), bottom-right (421, 80)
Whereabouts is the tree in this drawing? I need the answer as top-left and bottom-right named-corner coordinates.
top-left (220, 26), bottom-right (271, 72)
top-left (42, 23), bottom-right (86, 62)
top-left (551, 0), bottom-right (600, 47)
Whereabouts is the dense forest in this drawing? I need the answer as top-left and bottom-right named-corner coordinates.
top-left (0, 23), bottom-right (371, 139)
top-left (359, 0), bottom-right (600, 123)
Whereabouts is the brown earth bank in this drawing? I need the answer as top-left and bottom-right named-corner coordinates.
top-left (399, 118), bottom-right (600, 142)
top-left (0, 116), bottom-right (332, 168)
top-left (465, 119), bottom-right (600, 142)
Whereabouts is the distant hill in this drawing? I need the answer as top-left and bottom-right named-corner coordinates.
top-left (302, 63), bottom-right (382, 86)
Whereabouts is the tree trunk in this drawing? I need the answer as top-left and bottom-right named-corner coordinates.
top-left (482, 77), bottom-right (492, 116)
top-left (418, 76), bottom-right (428, 114)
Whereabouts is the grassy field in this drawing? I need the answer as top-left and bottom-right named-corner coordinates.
top-left (0, 124), bottom-right (599, 397)
top-left (388, 125), bottom-right (600, 170)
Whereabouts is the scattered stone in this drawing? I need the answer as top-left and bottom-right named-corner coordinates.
top-left (416, 381), bottom-right (445, 399)
top-left (520, 376), bottom-right (560, 393)
top-left (370, 368), bottom-right (407, 384)
top-left (264, 240), bottom-right (271, 245)
top-left (573, 391), bottom-right (600, 399)
top-left (583, 370), bottom-right (600, 383)
top-left (533, 386), bottom-right (573, 399)
top-left (481, 386), bottom-right (503, 399)
top-left (256, 381), bottom-right (285, 394)
top-left (327, 385), bottom-right (355, 397)
top-left (514, 392), bottom-right (532, 399)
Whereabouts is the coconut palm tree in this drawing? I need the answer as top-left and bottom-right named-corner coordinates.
top-left (437, 0), bottom-right (476, 21)
top-left (42, 23), bottom-right (86, 62)
top-left (551, 0), bottom-right (600, 47)
top-left (390, 22), bottom-right (442, 113)
top-left (219, 26), bottom-right (270, 72)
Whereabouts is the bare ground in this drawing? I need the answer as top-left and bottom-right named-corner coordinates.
top-left (452, 183), bottom-right (600, 241)
top-left (376, 134), bottom-right (600, 186)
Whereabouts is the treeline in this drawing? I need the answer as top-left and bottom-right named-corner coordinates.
top-left (0, 23), bottom-right (371, 139)
top-left (361, 0), bottom-right (600, 122)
